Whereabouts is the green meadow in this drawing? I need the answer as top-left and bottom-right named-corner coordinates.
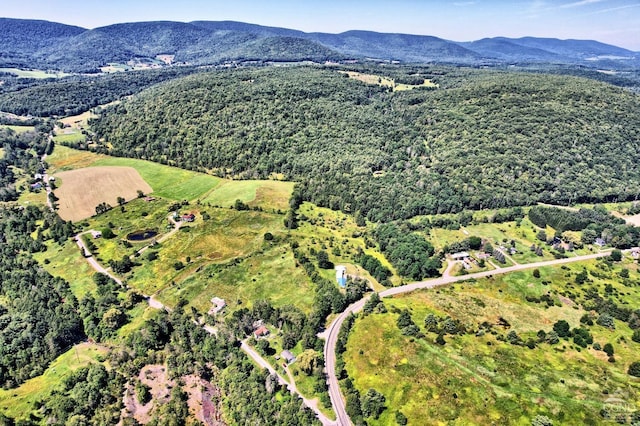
top-left (0, 124), bottom-right (35, 134)
top-left (0, 67), bottom-right (71, 79)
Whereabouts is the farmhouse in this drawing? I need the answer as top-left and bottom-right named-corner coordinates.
top-left (208, 297), bottom-right (226, 316)
top-left (281, 350), bottom-right (296, 364)
top-left (90, 230), bottom-right (102, 239)
top-left (181, 213), bottom-right (196, 222)
top-left (254, 325), bottom-right (269, 339)
top-left (451, 252), bottom-right (470, 260)
top-left (594, 238), bottom-right (606, 247)
top-left (30, 182), bottom-right (43, 191)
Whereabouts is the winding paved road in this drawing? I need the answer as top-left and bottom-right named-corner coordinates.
top-left (324, 249), bottom-right (614, 425)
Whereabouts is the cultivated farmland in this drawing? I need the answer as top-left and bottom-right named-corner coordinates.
top-left (53, 166), bottom-right (153, 221)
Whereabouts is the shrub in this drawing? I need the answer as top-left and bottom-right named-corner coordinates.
top-left (628, 361), bottom-right (640, 377)
top-left (596, 314), bottom-right (615, 329)
top-left (531, 415), bottom-right (553, 426)
top-left (609, 249), bottom-right (622, 261)
top-left (603, 343), bottom-right (614, 356)
top-left (553, 320), bottom-right (571, 338)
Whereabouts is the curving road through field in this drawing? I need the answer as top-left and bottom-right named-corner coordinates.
top-left (324, 250), bottom-right (614, 425)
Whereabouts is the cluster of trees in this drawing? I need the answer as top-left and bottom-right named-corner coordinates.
top-left (530, 205), bottom-right (640, 249)
top-left (528, 205), bottom-right (623, 232)
top-left (79, 273), bottom-right (137, 341)
top-left (84, 66), bottom-right (640, 221)
top-left (0, 126), bottom-right (50, 201)
top-left (355, 249), bottom-right (392, 284)
top-left (373, 223), bottom-right (441, 280)
top-left (25, 301), bottom-right (320, 425)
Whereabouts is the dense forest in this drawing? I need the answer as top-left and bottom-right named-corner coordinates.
top-left (87, 66), bottom-right (640, 221)
top-left (0, 205), bottom-right (79, 388)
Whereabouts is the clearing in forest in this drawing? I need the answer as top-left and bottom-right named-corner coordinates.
top-left (54, 166), bottom-right (153, 221)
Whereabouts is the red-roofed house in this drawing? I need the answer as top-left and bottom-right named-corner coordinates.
top-left (254, 325), bottom-right (269, 339)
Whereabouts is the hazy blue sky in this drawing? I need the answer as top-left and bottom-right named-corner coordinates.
top-left (3, 0), bottom-right (639, 50)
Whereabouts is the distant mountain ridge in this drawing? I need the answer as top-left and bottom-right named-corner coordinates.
top-left (0, 17), bottom-right (637, 72)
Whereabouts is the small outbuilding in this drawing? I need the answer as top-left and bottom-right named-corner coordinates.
top-left (336, 265), bottom-right (347, 288)
top-left (281, 350), bottom-right (296, 364)
top-left (90, 230), bottom-right (102, 239)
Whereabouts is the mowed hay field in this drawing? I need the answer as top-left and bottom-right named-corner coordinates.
top-left (54, 166), bottom-right (153, 221)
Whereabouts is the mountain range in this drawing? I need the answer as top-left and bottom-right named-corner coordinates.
top-left (0, 17), bottom-right (638, 72)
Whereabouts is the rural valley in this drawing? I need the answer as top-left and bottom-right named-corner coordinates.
top-left (1, 13), bottom-right (640, 426)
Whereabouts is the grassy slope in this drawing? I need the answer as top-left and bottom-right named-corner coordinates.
top-left (0, 343), bottom-right (108, 419)
top-left (345, 257), bottom-right (640, 425)
top-left (33, 240), bottom-right (97, 298)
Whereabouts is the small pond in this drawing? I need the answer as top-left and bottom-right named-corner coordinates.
top-left (126, 229), bottom-right (158, 241)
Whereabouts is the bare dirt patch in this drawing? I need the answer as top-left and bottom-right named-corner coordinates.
top-left (122, 365), bottom-right (173, 424)
top-left (183, 374), bottom-right (224, 426)
top-left (54, 166), bottom-right (153, 221)
top-left (121, 364), bottom-right (223, 425)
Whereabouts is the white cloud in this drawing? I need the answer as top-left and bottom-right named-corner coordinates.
top-left (584, 3), bottom-right (640, 15)
top-left (560, 0), bottom-right (606, 8)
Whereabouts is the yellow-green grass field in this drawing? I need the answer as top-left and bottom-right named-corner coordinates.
top-left (339, 71), bottom-right (395, 88)
top-left (0, 343), bottom-right (108, 420)
top-left (0, 68), bottom-right (71, 79)
top-left (295, 203), bottom-right (401, 287)
top-left (54, 166), bottom-right (154, 221)
top-left (0, 124), bottom-right (35, 134)
top-left (169, 244), bottom-right (316, 314)
top-left (124, 208), bottom-right (298, 303)
top-left (32, 240), bottom-right (97, 298)
top-left (344, 258), bottom-right (640, 425)
top-left (16, 177), bottom-right (48, 206)
top-left (53, 131), bottom-right (86, 144)
top-left (203, 179), bottom-right (294, 212)
top-left (340, 70), bottom-right (438, 91)
top-left (427, 216), bottom-right (596, 264)
top-left (77, 196), bottom-right (173, 263)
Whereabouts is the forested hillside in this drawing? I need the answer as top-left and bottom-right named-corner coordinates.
top-left (88, 66), bottom-right (640, 221)
top-left (0, 67), bottom-right (204, 116)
